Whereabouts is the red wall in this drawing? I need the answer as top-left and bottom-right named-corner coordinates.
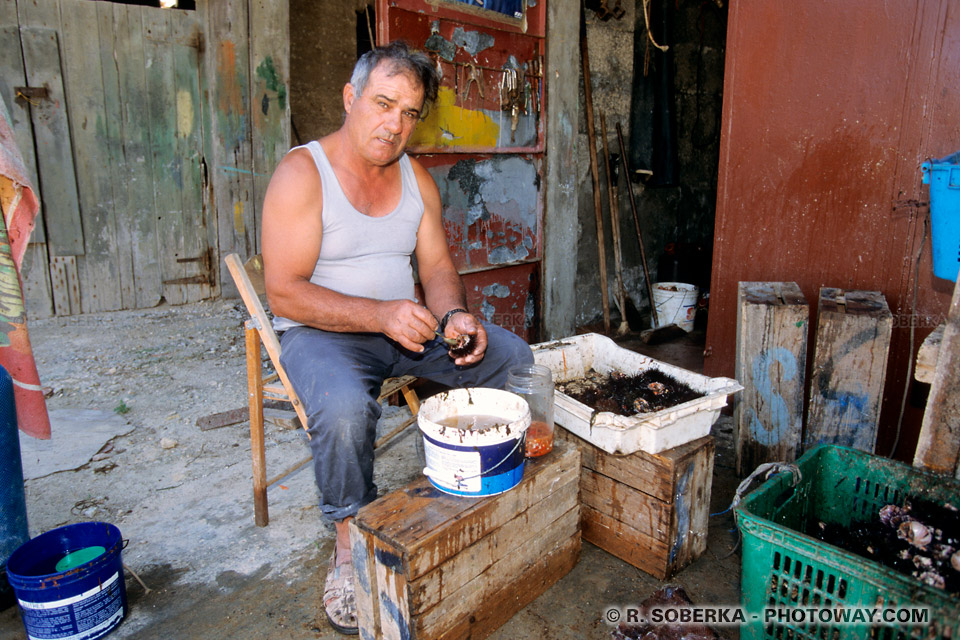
top-left (704, 0), bottom-right (960, 461)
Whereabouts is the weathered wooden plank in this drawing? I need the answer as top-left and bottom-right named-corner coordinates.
top-left (409, 478), bottom-right (578, 614)
top-left (111, 3), bottom-right (162, 308)
top-left (349, 520), bottom-right (381, 640)
top-left (581, 505), bottom-right (672, 579)
top-left (913, 278), bottom-right (960, 475)
top-left (203, 0), bottom-right (257, 273)
top-left (735, 282), bottom-right (809, 475)
top-left (169, 8), bottom-right (214, 303)
top-left (249, 0), bottom-right (290, 257)
top-left (141, 7), bottom-right (190, 306)
top-left (354, 442), bottom-right (579, 580)
top-left (0, 19), bottom-right (45, 244)
top-left (92, 2), bottom-right (135, 310)
top-left (580, 468), bottom-right (671, 542)
top-left (416, 506), bottom-right (579, 638)
top-left (915, 322), bottom-right (944, 384)
top-left (805, 288), bottom-right (892, 453)
top-left (542, 0), bottom-right (578, 340)
top-left (558, 427), bottom-right (710, 502)
top-left (59, 0), bottom-right (123, 313)
top-left (19, 244), bottom-right (53, 318)
top-left (435, 535), bottom-right (580, 640)
top-left (372, 535), bottom-right (413, 640)
top-left (49, 255), bottom-right (79, 315)
top-left (20, 26), bottom-right (84, 257)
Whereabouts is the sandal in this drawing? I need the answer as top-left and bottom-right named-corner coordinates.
top-left (324, 550), bottom-right (359, 635)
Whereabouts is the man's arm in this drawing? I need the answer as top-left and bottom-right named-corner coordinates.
top-left (411, 158), bottom-right (488, 364)
top-left (261, 148), bottom-right (437, 352)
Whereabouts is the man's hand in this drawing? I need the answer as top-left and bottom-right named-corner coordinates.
top-left (444, 312), bottom-right (487, 365)
top-left (375, 300), bottom-right (439, 352)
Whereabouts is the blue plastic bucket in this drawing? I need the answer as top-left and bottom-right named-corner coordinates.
top-left (418, 388), bottom-right (530, 497)
top-left (6, 522), bottom-right (127, 640)
top-left (921, 149), bottom-right (960, 282)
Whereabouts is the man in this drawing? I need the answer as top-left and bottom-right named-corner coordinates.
top-left (261, 41), bottom-right (533, 634)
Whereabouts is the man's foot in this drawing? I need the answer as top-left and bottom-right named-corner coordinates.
top-left (323, 549), bottom-right (358, 635)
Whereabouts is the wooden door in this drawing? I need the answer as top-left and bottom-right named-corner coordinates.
top-left (2, 0), bottom-right (214, 316)
top-left (378, 0), bottom-right (546, 341)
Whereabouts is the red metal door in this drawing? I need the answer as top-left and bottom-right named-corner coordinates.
top-left (378, 0), bottom-right (545, 341)
top-left (705, 0), bottom-right (960, 460)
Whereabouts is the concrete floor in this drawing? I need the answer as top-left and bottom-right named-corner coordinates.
top-left (1, 307), bottom-right (743, 640)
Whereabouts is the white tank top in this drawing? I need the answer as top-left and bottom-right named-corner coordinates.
top-left (272, 141), bottom-right (425, 332)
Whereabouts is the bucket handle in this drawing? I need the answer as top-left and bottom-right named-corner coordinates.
top-left (423, 433), bottom-right (526, 486)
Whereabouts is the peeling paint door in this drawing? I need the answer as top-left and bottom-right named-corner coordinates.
top-left (378, 0), bottom-right (546, 341)
top-left (4, 0), bottom-right (213, 316)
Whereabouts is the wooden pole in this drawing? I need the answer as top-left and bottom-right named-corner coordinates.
top-left (615, 122), bottom-right (659, 328)
top-left (600, 112), bottom-right (629, 335)
top-left (580, 1), bottom-right (610, 333)
top-left (913, 275), bottom-right (960, 475)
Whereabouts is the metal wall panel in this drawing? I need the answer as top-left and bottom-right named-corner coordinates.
top-left (704, 0), bottom-right (960, 460)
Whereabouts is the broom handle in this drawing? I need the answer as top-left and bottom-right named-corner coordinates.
top-left (616, 122), bottom-right (660, 328)
top-left (600, 112), bottom-right (627, 320)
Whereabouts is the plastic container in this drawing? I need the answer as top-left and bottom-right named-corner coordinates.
top-left (532, 333), bottom-right (742, 455)
top-left (652, 282), bottom-right (699, 332)
top-left (735, 445), bottom-right (960, 640)
top-left (6, 522), bottom-right (127, 640)
top-left (506, 364), bottom-right (555, 457)
top-left (0, 365), bottom-right (28, 609)
top-left (921, 149), bottom-right (960, 282)
top-left (417, 388), bottom-right (530, 497)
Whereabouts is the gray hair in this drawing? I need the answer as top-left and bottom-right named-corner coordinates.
top-left (350, 40), bottom-right (439, 109)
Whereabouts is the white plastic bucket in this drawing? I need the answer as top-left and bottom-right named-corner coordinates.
top-left (652, 282), bottom-right (699, 332)
top-left (418, 388), bottom-right (530, 497)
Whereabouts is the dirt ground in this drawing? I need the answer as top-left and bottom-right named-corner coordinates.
top-left (1, 300), bottom-right (742, 639)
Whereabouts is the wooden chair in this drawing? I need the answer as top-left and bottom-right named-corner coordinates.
top-left (225, 253), bottom-right (421, 527)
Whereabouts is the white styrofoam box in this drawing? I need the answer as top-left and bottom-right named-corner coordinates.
top-left (532, 333), bottom-right (742, 455)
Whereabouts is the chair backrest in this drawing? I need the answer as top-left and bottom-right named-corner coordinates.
top-left (225, 253), bottom-right (306, 424)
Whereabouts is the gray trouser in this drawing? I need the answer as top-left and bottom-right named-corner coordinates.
top-left (278, 323), bottom-right (534, 521)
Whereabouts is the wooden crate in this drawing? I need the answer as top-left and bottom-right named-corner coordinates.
top-left (805, 288), bottom-right (892, 453)
top-left (349, 440), bottom-right (581, 640)
top-left (558, 429), bottom-right (714, 579)
top-left (735, 281), bottom-right (809, 476)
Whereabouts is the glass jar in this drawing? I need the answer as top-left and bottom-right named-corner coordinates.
top-left (505, 364), bottom-right (554, 457)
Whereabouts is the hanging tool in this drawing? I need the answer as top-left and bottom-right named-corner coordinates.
top-left (463, 63), bottom-right (483, 103)
top-left (616, 122), bottom-right (684, 344)
top-left (580, 0), bottom-right (611, 334)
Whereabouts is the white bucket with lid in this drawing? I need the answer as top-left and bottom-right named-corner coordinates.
top-left (417, 388), bottom-right (530, 497)
top-left (652, 282), bottom-right (699, 332)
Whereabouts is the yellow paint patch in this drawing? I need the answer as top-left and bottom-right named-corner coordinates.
top-left (233, 201), bottom-right (245, 235)
top-left (176, 90), bottom-right (193, 138)
top-left (409, 87), bottom-right (500, 148)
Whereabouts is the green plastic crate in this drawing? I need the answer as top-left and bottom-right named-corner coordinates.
top-left (735, 445), bottom-right (960, 640)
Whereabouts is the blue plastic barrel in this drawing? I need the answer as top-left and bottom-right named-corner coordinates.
top-left (6, 522), bottom-right (127, 639)
top-left (0, 364), bottom-right (28, 609)
top-left (921, 149), bottom-right (960, 282)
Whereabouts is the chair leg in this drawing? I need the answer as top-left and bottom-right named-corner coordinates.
top-left (400, 383), bottom-right (420, 415)
top-left (246, 325), bottom-right (268, 527)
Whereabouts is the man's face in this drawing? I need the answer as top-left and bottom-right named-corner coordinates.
top-left (343, 63), bottom-right (425, 166)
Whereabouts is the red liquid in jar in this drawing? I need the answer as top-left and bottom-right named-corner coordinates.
top-left (525, 420), bottom-right (553, 457)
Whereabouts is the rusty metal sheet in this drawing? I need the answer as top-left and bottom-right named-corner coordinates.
top-left (705, 0), bottom-right (960, 461)
top-left (420, 154), bottom-right (540, 272)
top-left (462, 263), bottom-right (539, 341)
